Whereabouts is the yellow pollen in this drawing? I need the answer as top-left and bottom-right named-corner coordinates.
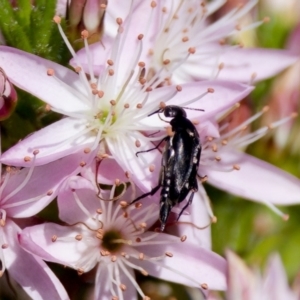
top-left (98, 90), bottom-right (104, 98)
top-left (211, 216), bottom-right (218, 223)
top-left (77, 268), bottom-right (84, 275)
top-left (74, 66), bottom-right (81, 73)
top-left (141, 270), bottom-right (149, 276)
top-left (149, 164), bottom-right (155, 172)
top-left (176, 85), bottom-right (182, 92)
top-left (120, 201), bottom-right (128, 208)
top-left (116, 18), bottom-right (123, 25)
top-left (47, 69), bottom-right (54, 76)
top-left (233, 164), bottom-right (240, 171)
top-left (283, 214), bottom-right (289, 221)
top-left (150, 1), bottom-right (157, 8)
top-left (75, 234), bottom-right (82, 241)
top-left (201, 283), bottom-right (208, 290)
top-left (47, 190), bottom-right (53, 196)
top-left (84, 148), bottom-right (91, 154)
top-left (135, 140), bottom-right (141, 147)
top-left (81, 30), bottom-right (89, 39)
top-left (53, 15), bottom-right (61, 24)
top-left (180, 235), bottom-right (187, 242)
top-left (222, 140), bottom-right (228, 145)
top-left (188, 47), bottom-right (196, 54)
top-left (235, 24), bottom-right (241, 31)
top-left (135, 203), bottom-right (142, 209)
top-left (140, 222), bottom-right (147, 229)
top-left (80, 161), bottom-right (86, 167)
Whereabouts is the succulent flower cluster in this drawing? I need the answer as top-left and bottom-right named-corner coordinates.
top-left (0, 0), bottom-right (299, 299)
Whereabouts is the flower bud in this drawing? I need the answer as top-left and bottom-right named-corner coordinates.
top-left (0, 68), bottom-right (17, 121)
top-left (67, 0), bottom-right (107, 46)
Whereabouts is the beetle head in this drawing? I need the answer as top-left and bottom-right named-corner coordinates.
top-left (163, 105), bottom-right (187, 118)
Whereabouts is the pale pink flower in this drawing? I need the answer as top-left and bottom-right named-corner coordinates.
top-left (262, 23), bottom-right (300, 150)
top-left (0, 15), bottom-right (252, 197)
top-left (81, 0), bottom-right (298, 84)
top-left (0, 155), bottom-right (83, 299)
top-left (208, 250), bottom-right (299, 300)
top-left (20, 174), bottom-right (227, 300)
top-left (199, 104), bottom-right (300, 219)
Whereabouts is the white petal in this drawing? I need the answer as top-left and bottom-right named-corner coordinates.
top-left (1, 117), bottom-right (95, 166)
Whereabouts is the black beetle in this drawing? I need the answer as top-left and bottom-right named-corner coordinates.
top-left (131, 105), bottom-right (203, 231)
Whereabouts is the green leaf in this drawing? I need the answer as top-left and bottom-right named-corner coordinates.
top-left (0, 0), bottom-right (32, 51)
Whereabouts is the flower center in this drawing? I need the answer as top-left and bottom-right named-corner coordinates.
top-left (101, 229), bottom-right (124, 253)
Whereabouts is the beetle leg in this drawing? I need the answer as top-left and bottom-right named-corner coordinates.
top-left (130, 184), bottom-right (161, 204)
top-left (135, 137), bottom-right (167, 157)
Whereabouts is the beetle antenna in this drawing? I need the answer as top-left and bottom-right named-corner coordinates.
top-left (158, 113), bottom-right (170, 123)
top-left (181, 107), bottom-right (205, 112)
top-left (148, 108), bottom-right (162, 116)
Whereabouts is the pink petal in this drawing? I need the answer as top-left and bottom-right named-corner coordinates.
top-left (94, 263), bottom-right (137, 300)
top-left (4, 220), bottom-right (69, 300)
top-left (2, 152), bottom-right (90, 218)
top-left (165, 187), bottom-right (212, 249)
top-left (140, 80), bottom-right (254, 128)
top-left (263, 254), bottom-right (297, 300)
top-left (0, 46), bottom-right (89, 112)
top-left (106, 133), bottom-right (161, 193)
top-left (20, 223), bottom-right (98, 270)
top-left (81, 158), bottom-right (128, 185)
top-left (226, 250), bottom-right (257, 300)
top-left (136, 233), bottom-right (227, 290)
top-left (0, 117), bottom-right (95, 166)
top-left (57, 176), bottom-right (100, 224)
top-left (183, 46), bottom-right (298, 83)
top-left (204, 149), bottom-right (300, 205)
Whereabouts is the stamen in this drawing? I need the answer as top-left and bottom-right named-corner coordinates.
top-left (1, 151), bottom-right (38, 204)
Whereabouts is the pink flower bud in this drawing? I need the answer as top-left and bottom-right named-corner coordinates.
top-left (0, 68), bottom-right (17, 121)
